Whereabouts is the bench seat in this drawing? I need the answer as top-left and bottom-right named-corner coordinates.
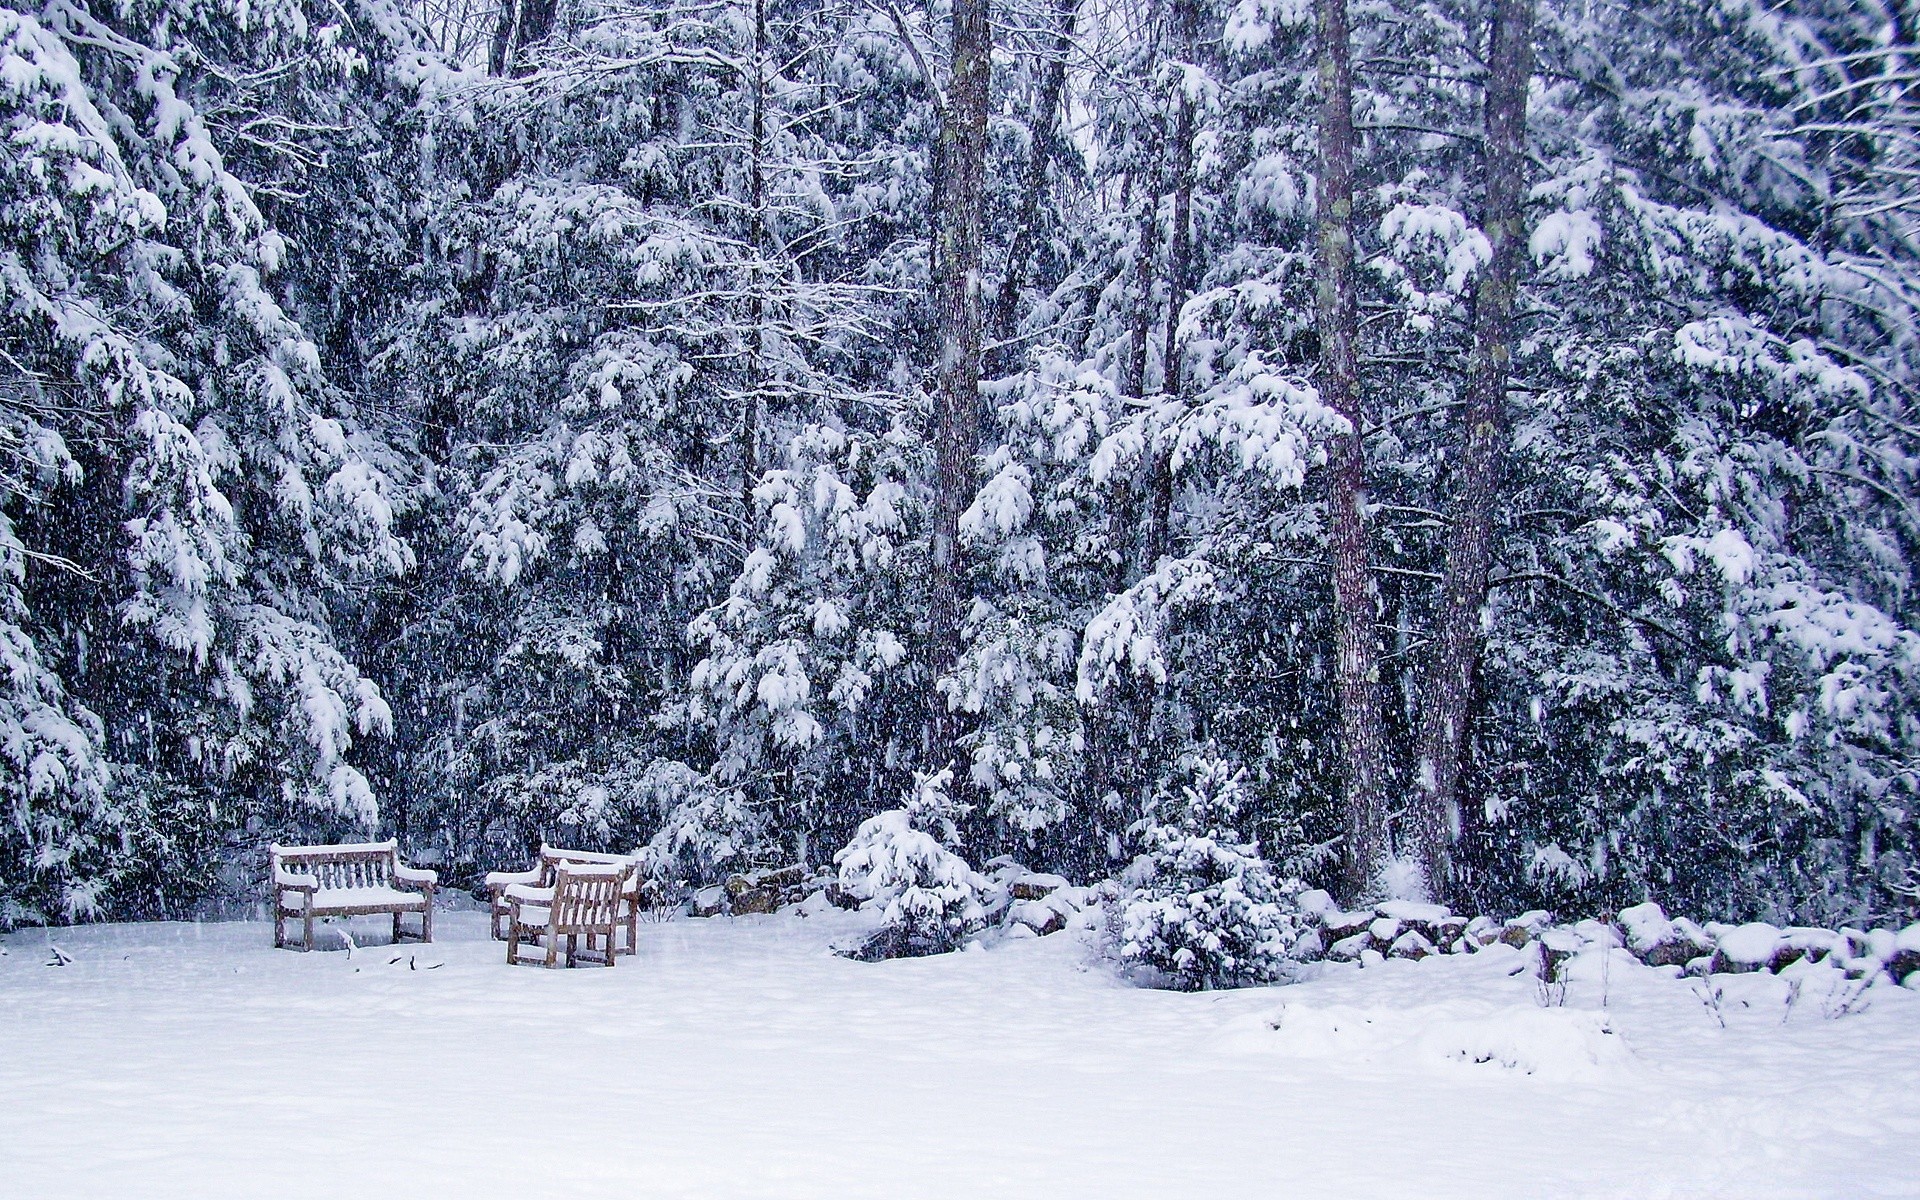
top-left (271, 840), bottom-right (437, 951)
top-left (299, 886), bottom-right (432, 915)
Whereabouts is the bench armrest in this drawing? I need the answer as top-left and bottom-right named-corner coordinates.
top-left (394, 864), bottom-right (438, 889)
top-left (505, 884), bottom-right (554, 906)
top-left (275, 867), bottom-right (319, 890)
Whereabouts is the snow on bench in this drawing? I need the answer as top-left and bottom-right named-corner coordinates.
top-left (270, 840), bottom-right (438, 952)
top-left (486, 846), bottom-right (642, 956)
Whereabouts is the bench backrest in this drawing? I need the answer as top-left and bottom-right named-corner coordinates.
top-left (271, 841), bottom-right (399, 890)
top-left (541, 846), bottom-right (636, 872)
top-left (551, 863), bottom-right (632, 928)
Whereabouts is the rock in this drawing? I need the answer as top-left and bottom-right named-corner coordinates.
top-left (1572, 919), bottom-right (1623, 950)
top-left (1464, 915), bottom-right (1499, 947)
top-left (1009, 900), bottom-right (1066, 937)
top-left (1003, 922), bottom-right (1038, 940)
top-left (1295, 889), bottom-right (1335, 919)
top-left (1510, 909), bottom-right (1554, 933)
top-left (1327, 933), bottom-right (1369, 962)
top-left (824, 883), bottom-right (864, 910)
top-left (1890, 924), bottom-right (1920, 981)
top-left (1537, 927), bottom-right (1582, 980)
top-left (1500, 910), bottom-right (1551, 949)
top-left (1358, 947), bottom-right (1385, 969)
top-left (1050, 886), bottom-right (1092, 912)
top-left (1642, 936), bottom-right (1705, 970)
top-left (1618, 902), bottom-right (1673, 953)
top-left (1684, 954), bottom-right (1715, 977)
top-left (689, 885), bottom-right (728, 918)
top-left (793, 890), bottom-right (832, 918)
top-left (1009, 872), bottom-right (1070, 902)
top-left (723, 874), bottom-right (753, 899)
top-left (1322, 909), bottom-right (1373, 943)
top-left (1389, 930), bottom-right (1436, 960)
top-left (731, 887), bottom-right (781, 915)
top-left (1369, 917), bottom-right (1402, 945)
top-left (751, 864), bottom-right (808, 891)
top-left (1712, 921), bottom-right (1783, 973)
top-left (1376, 899), bottom-right (1451, 923)
top-left (1629, 911), bottom-right (1713, 968)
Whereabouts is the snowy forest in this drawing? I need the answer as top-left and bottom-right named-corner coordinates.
top-left (2, 0), bottom-right (1917, 934)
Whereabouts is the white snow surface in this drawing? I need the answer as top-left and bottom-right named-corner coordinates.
top-left (2, 910), bottom-right (1918, 1198)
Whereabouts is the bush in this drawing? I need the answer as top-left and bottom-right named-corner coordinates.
top-left (1114, 759), bottom-right (1305, 990)
top-left (834, 769), bottom-right (987, 959)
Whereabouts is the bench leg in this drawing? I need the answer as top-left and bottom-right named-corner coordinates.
top-left (392, 912), bottom-right (402, 944)
top-left (274, 909), bottom-right (284, 949)
top-left (303, 909), bottom-right (314, 952)
top-left (423, 901), bottom-right (434, 944)
top-left (507, 919), bottom-right (519, 965)
top-left (544, 931), bottom-right (558, 969)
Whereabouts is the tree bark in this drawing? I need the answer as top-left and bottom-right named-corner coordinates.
top-left (1147, 0), bottom-right (1201, 566)
top-left (1316, 0), bottom-right (1391, 903)
top-left (489, 0), bottom-right (558, 76)
top-left (741, 0), bottom-right (768, 529)
top-left (1411, 0), bottom-right (1534, 902)
top-left (926, 0), bottom-right (992, 767)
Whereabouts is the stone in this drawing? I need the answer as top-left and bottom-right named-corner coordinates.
top-left (1389, 930), bottom-right (1436, 960)
top-left (1295, 889), bottom-right (1335, 918)
top-left (731, 887), bottom-right (781, 915)
top-left (1009, 900), bottom-right (1066, 937)
top-left (824, 883), bottom-right (864, 910)
top-left (689, 885), bottom-right (727, 918)
top-left (1327, 933), bottom-right (1369, 962)
top-left (1572, 919), bottom-right (1623, 950)
top-left (751, 864), bottom-right (807, 891)
top-left (1322, 909), bottom-right (1374, 943)
top-left (1009, 872), bottom-right (1070, 902)
top-left (723, 873), bottom-right (753, 899)
top-left (1369, 917), bottom-right (1402, 944)
top-left (1711, 922), bottom-right (1783, 973)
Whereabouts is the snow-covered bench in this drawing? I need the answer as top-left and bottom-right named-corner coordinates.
top-left (271, 840), bottom-right (437, 952)
top-left (504, 861), bottom-right (634, 968)
top-left (486, 846), bottom-right (641, 955)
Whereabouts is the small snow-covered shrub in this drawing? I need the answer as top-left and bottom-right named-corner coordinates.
top-left (1115, 760), bottom-right (1305, 990)
top-left (834, 769), bottom-right (987, 959)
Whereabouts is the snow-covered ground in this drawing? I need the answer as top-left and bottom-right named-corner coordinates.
top-left (2, 908), bottom-right (1916, 1199)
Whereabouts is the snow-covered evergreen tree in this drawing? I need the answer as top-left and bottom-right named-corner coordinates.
top-left (834, 768), bottom-right (989, 957)
top-left (1114, 756), bottom-right (1305, 989)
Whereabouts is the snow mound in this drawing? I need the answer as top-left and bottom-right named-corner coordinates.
top-left (1414, 1008), bottom-right (1631, 1081)
top-left (1230, 1002), bottom-right (1634, 1082)
top-left (1714, 922), bottom-right (1782, 967)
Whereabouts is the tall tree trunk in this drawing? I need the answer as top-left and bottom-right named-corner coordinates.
top-left (1147, 0), bottom-right (1201, 566)
top-left (1411, 0), bottom-right (1535, 902)
top-left (992, 0), bottom-right (1080, 366)
top-left (489, 0), bottom-right (559, 76)
top-left (1316, 0), bottom-right (1391, 903)
top-left (741, 0), bottom-right (768, 529)
top-left (927, 0), bottom-right (992, 767)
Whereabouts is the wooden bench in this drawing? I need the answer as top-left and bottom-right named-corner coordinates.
top-left (486, 846), bottom-right (642, 955)
top-left (505, 861), bottom-right (634, 968)
top-left (270, 840), bottom-right (438, 951)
